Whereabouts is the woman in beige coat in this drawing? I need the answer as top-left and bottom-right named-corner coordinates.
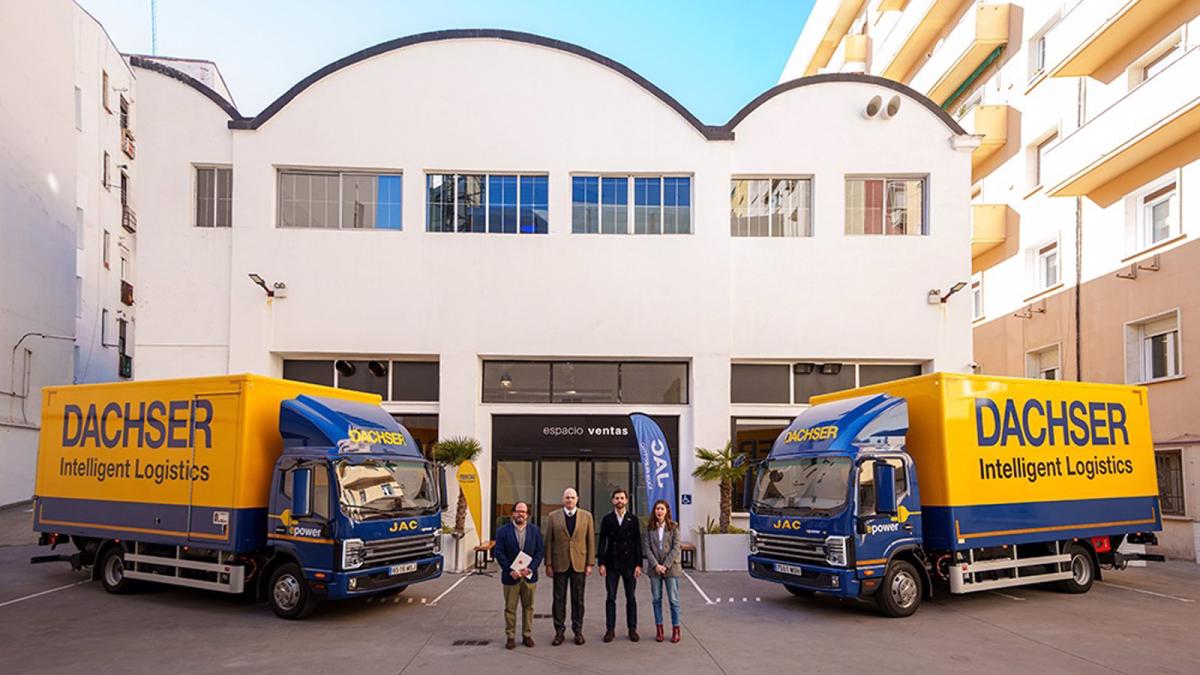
top-left (643, 499), bottom-right (683, 643)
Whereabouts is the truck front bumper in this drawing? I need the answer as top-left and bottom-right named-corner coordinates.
top-left (748, 555), bottom-right (860, 598)
top-left (321, 555), bottom-right (443, 599)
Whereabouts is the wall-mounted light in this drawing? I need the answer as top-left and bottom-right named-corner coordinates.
top-left (929, 281), bottom-right (968, 305)
top-left (500, 372), bottom-right (513, 389)
top-left (794, 363), bottom-right (815, 375)
top-left (248, 273), bottom-right (287, 299)
top-left (368, 360), bottom-right (388, 378)
top-left (820, 363), bottom-right (842, 375)
top-left (335, 360), bottom-right (356, 378)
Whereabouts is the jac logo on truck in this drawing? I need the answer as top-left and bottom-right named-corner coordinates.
top-left (783, 426), bottom-right (838, 444)
top-left (346, 426), bottom-right (408, 446)
top-left (974, 398), bottom-right (1130, 447)
top-left (388, 520), bottom-right (419, 533)
top-left (772, 519), bottom-right (804, 530)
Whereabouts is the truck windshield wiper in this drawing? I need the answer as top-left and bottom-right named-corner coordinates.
top-left (752, 502), bottom-right (784, 515)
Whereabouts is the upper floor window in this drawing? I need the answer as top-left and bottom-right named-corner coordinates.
top-left (1139, 41), bottom-right (1181, 83)
top-left (732, 362), bottom-right (923, 405)
top-left (1031, 131), bottom-right (1058, 188)
top-left (278, 170), bottom-right (401, 230)
top-left (1026, 344), bottom-right (1060, 380)
top-left (1130, 179), bottom-right (1178, 250)
top-left (119, 95), bottom-right (130, 131)
top-left (102, 70), bottom-right (110, 113)
top-left (971, 274), bottom-right (984, 321)
top-left (730, 178), bottom-right (812, 237)
top-left (196, 166), bottom-right (232, 228)
top-left (74, 86), bottom-right (82, 131)
top-left (1126, 311), bottom-right (1181, 383)
top-left (1036, 241), bottom-right (1059, 289)
top-left (1031, 35), bottom-right (1047, 78)
top-left (1156, 449), bottom-right (1185, 516)
top-left (283, 358), bottom-right (439, 402)
top-left (845, 177), bottom-right (926, 235)
top-left (572, 175), bottom-right (691, 234)
top-left (482, 360), bottom-right (687, 404)
top-left (427, 173), bottom-right (546, 234)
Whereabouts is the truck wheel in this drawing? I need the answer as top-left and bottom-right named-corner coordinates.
top-left (1055, 545), bottom-right (1096, 594)
top-left (875, 560), bottom-right (922, 618)
top-left (784, 584), bottom-right (816, 597)
top-left (99, 546), bottom-right (137, 594)
top-left (268, 563), bottom-right (318, 620)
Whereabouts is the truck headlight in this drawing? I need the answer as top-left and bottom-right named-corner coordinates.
top-left (825, 536), bottom-right (848, 567)
top-left (342, 538), bottom-right (365, 570)
top-left (748, 529), bottom-right (759, 555)
top-left (432, 532), bottom-right (442, 554)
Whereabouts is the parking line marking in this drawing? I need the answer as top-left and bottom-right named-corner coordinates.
top-left (407, 597), bottom-right (413, 603)
top-left (742, 597), bottom-right (748, 603)
top-left (428, 574), bottom-right (470, 606)
top-left (1099, 581), bottom-right (1194, 603)
top-left (0, 581), bottom-right (90, 609)
top-left (682, 572), bottom-right (715, 605)
top-left (989, 591), bottom-right (1025, 601)
top-left (755, 597), bottom-right (761, 602)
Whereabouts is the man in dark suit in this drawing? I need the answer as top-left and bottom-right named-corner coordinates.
top-left (494, 501), bottom-right (544, 650)
top-left (598, 488), bottom-right (642, 642)
top-left (543, 487), bottom-right (595, 646)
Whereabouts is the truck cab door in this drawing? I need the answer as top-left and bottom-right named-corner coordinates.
top-left (855, 457), bottom-right (918, 566)
top-left (273, 462), bottom-right (335, 569)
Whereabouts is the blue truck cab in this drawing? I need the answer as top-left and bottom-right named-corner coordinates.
top-left (267, 395), bottom-right (446, 618)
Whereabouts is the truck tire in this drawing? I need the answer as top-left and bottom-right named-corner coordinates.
top-left (268, 563), bottom-right (318, 620)
top-left (875, 560), bottom-right (922, 618)
top-left (1054, 544), bottom-right (1096, 594)
top-left (784, 584), bottom-right (816, 597)
top-left (99, 546), bottom-right (137, 594)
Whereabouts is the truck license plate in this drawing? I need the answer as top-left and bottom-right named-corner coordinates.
top-left (389, 563), bottom-right (417, 576)
top-left (774, 563), bottom-right (805, 577)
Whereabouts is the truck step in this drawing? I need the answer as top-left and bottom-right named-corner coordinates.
top-left (125, 550), bottom-right (245, 594)
top-left (959, 553), bottom-right (1068, 574)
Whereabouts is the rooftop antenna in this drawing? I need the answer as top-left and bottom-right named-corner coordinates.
top-left (151, 0), bottom-right (158, 55)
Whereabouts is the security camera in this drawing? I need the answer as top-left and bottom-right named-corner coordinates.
top-left (968, 362), bottom-right (981, 372)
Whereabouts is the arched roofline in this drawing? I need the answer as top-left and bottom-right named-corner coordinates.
top-left (128, 55), bottom-right (244, 121)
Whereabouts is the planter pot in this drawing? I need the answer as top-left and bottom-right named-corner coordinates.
top-left (700, 532), bottom-right (749, 571)
top-left (442, 534), bottom-right (468, 573)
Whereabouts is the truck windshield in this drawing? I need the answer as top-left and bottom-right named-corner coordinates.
top-left (753, 456), bottom-right (851, 517)
top-left (335, 459), bottom-right (438, 521)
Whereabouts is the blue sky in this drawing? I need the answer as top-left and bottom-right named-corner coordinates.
top-left (78, 0), bottom-right (815, 124)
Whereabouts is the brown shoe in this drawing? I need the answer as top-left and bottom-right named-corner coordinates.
top-left (671, 626), bottom-right (681, 644)
top-left (523, 637), bottom-right (535, 648)
top-left (574, 633), bottom-right (586, 645)
top-left (552, 631), bottom-right (565, 646)
top-left (629, 628), bottom-right (640, 642)
top-left (655, 624), bottom-right (664, 642)
top-left (505, 638), bottom-right (516, 650)
top-left (603, 629), bottom-right (615, 643)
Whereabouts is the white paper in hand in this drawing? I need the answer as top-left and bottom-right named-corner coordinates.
top-left (511, 551), bottom-right (533, 574)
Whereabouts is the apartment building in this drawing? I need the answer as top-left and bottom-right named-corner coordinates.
top-left (0, 0), bottom-right (138, 505)
top-left (787, 0), bottom-right (1200, 559)
top-left (129, 29), bottom-right (977, 543)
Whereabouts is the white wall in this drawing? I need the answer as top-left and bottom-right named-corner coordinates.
top-left (0, 0), bottom-right (78, 504)
top-left (133, 35), bottom-right (975, 534)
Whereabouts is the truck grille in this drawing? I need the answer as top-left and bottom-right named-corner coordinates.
top-left (755, 533), bottom-right (826, 564)
top-left (362, 535), bottom-right (437, 568)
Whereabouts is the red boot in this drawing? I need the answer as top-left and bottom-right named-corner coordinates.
top-left (655, 624), bottom-right (664, 642)
top-left (671, 626), bottom-right (681, 643)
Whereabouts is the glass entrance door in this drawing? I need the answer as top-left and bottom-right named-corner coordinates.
top-left (491, 458), bottom-right (642, 538)
top-left (539, 460), bottom-right (576, 524)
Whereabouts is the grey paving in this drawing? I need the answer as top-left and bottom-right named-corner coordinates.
top-left (1, 502), bottom-right (1197, 674)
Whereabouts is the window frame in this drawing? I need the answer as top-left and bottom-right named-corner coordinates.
top-left (426, 171), bottom-right (548, 234)
top-left (1031, 130), bottom-right (1059, 189)
top-left (480, 359), bottom-right (690, 405)
top-left (195, 165), bottom-right (234, 229)
top-left (103, 151), bottom-right (111, 190)
top-left (844, 175), bottom-right (928, 236)
top-left (730, 175), bottom-right (814, 237)
top-left (731, 361), bottom-right (926, 405)
top-left (1155, 448), bottom-right (1186, 516)
top-left (1125, 309), bottom-right (1184, 384)
top-left (971, 273), bottom-right (984, 321)
top-left (1132, 177), bottom-right (1179, 251)
top-left (102, 230), bottom-right (111, 269)
top-left (1036, 240), bottom-right (1060, 290)
top-left (102, 70), bottom-right (110, 113)
top-left (571, 174), bottom-right (693, 235)
top-left (1025, 343), bottom-right (1061, 381)
top-left (277, 168), bottom-right (403, 230)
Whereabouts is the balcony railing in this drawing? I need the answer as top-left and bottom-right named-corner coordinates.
top-left (1048, 0), bottom-right (1199, 81)
top-left (119, 354), bottom-right (133, 379)
top-left (911, 2), bottom-right (1011, 107)
top-left (121, 128), bottom-right (136, 159)
top-left (121, 280), bottom-right (134, 306)
top-left (122, 204), bottom-right (137, 233)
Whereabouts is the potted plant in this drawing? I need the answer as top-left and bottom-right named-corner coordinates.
top-left (432, 436), bottom-right (482, 573)
top-left (691, 441), bottom-right (750, 571)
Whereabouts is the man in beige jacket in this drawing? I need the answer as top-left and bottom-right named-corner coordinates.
top-left (543, 487), bottom-right (595, 645)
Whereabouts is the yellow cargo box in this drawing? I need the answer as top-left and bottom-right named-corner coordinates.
top-left (812, 373), bottom-right (1161, 550)
top-left (33, 374), bottom-right (378, 551)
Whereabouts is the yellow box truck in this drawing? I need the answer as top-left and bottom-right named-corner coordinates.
top-left (747, 373), bottom-right (1162, 616)
top-left (31, 375), bottom-right (445, 619)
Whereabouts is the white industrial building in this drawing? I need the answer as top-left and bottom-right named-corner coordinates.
top-left (127, 29), bottom-right (976, 542)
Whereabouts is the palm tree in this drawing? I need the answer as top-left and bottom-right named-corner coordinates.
top-left (691, 441), bottom-right (747, 534)
top-left (432, 436), bottom-right (482, 536)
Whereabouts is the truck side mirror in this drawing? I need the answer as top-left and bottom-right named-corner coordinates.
top-left (874, 463), bottom-right (898, 516)
top-left (743, 468), bottom-right (756, 511)
top-left (438, 465), bottom-right (449, 511)
top-left (292, 467), bottom-right (313, 519)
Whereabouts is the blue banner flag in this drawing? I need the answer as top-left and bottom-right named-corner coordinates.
top-left (631, 413), bottom-right (677, 513)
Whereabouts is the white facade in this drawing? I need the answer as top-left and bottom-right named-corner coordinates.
top-left (0, 1), bottom-right (136, 505)
top-left (130, 31), bottom-right (975, 541)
